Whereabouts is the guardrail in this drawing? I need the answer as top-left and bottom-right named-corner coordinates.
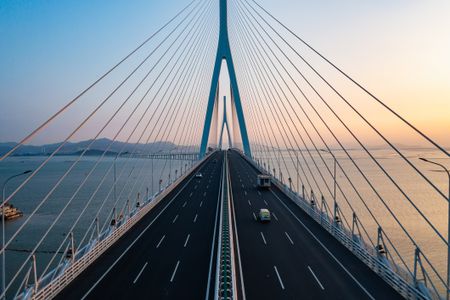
top-left (18, 152), bottom-right (214, 300)
top-left (238, 151), bottom-right (433, 300)
top-left (215, 151), bottom-right (238, 300)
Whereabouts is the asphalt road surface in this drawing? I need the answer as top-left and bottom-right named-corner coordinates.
top-left (228, 149), bottom-right (403, 300)
top-left (57, 151), bottom-right (223, 300)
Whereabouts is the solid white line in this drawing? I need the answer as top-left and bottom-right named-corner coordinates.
top-left (252, 212), bottom-right (257, 221)
top-left (263, 200), bottom-right (268, 206)
top-left (248, 200), bottom-right (252, 206)
top-left (156, 235), bottom-right (165, 248)
top-left (270, 190), bottom-right (375, 300)
top-left (308, 266), bottom-right (325, 290)
top-left (193, 214), bottom-right (198, 223)
top-left (182, 201), bottom-right (187, 208)
top-left (274, 266), bottom-right (285, 290)
top-left (170, 260), bottom-right (180, 282)
top-left (260, 232), bottom-right (267, 245)
top-left (200, 201), bottom-right (203, 207)
top-left (184, 234), bottom-right (191, 248)
top-left (172, 215), bottom-right (178, 224)
top-left (285, 232), bottom-right (294, 245)
top-left (272, 212), bottom-right (278, 221)
top-left (133, 262), bottom-right (148, 284)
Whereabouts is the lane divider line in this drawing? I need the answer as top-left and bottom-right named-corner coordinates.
top-left (172, 215), bottom-right (179, 224)
top-left (184, 234), bottom-right (191, 248)
top-left (274, 266), bottom-right (285, 290)
top-left (132, 262), bottom-right (148, 284)
top-left (285, 232), bottom-right (294, 245)
top-left (170, 260), bottom-right (180, 283)
top-left (156, 235), bottom-right (165, 248)
top-left (260, 232), bottom-right (267, 245)
top-left (308, 266), bottom-right (325, 290)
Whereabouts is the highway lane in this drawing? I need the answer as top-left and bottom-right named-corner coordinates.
top-left (228, 150), bottom-right (403, 300)
top-left (56, 151), bottom-right (224, 300)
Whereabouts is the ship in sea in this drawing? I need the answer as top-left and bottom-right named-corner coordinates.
top-left (0, 203), bottom-right (23, 221)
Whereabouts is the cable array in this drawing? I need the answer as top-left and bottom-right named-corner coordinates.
top-left (229, 0), bottom-right (448, 295)
top-left (1, 0), bottom-right (217, 297)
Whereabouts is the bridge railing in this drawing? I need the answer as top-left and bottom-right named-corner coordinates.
top-left (16, 152), bottom-right (212, 300)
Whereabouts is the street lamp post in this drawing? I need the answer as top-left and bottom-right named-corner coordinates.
top-left (2, 170), bottom-right (32, 299)
top-left (321, 149), bottom-right (337, 221)
top-left (419, 157), bottom-right (450, 299)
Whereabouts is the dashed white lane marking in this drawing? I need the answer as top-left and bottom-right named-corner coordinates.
top-left (244, 191), bottom-right (247, 196)
top-left (272, 212), bottom-right (279, 221)
top-left (241, 184), bottom-right (245, 188)
top-left (257, 191), bottom-right (261, 196)
top-left (172, 215), bottom-right (179, 224)
top-left (206, 185), bottom-right (209, 189)
top-left (184, 234), bottom-right (191, 248)
top-left (194, 185), bottom-right (197, 190)
top-left (156, 235), bottom-right (165, 248)
top-left (200, 201), bottom-right (203, 207)
top-left (248, 200), bottom-right (252, 206)
top-left (264, 200), bottom-right (268, 206)
top-left (203, 192), bottom-right (207, 197)
top-left (133, 262), bottom-right (148, 284)
top-left (285, 232), bottom-right (294, 245)
top-left (170, 260), bottom-right (180, 282)
top-left (252, 212), bottom-right (257, 221)
top-left (193, 214), bottom-right (198, 223)
top-left (260, 232), bottom-right (267, 245)
top-left (182, 201), bottom-right (187, 208)
top-left (274, 266), bottom-right (285, 290)
top-left (189, 192), bottom-right (193, 197)
top-left (308, 266), bottom-right (325, 290)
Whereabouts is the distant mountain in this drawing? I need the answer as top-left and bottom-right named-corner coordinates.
top-left (0, 139), bottom-right (193, 156)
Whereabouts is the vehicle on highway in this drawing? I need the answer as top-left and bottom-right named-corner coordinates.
top-left (195, 173), bottom-right (203, 179)
top-left (257, 208), bottom-right (271, 223)
top-left (257, 174), bottom-right (271, 189)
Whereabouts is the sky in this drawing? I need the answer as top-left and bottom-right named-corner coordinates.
top-left (0, 0), bottom-right (449, 147)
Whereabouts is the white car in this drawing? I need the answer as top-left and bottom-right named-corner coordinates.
top-left (195, 173), bottom-right (203, 179)
top-left (257, 208), bottom-right (271, 223)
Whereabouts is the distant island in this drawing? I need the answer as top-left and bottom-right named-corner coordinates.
top-left (0, 138), bottom-right (197, 157)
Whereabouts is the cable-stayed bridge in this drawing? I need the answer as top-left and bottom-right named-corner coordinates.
top-left (1, 0), bottom-right (449, 299)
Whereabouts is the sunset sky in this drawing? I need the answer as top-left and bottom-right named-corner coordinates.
top-left (0, 0), bottom-right (449, 147)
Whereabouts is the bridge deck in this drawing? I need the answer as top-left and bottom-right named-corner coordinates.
top-left (56, 152), bottom-right (224, 300)
top-left (53, 150), bottom-right (403, 299)
top-left (228, 150), bottom-right (402, 299)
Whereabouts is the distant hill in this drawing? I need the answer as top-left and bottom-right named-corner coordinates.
top-left (0, 138), bottom-right (194, 156)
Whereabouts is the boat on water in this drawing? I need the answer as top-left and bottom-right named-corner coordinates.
top-left (1, 203), bottom-right (23, 221)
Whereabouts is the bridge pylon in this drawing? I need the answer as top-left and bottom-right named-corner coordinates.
top-left (199, 0), bottom-right (251, 157)
top-left (218, 96), bottom-right (232, 149)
